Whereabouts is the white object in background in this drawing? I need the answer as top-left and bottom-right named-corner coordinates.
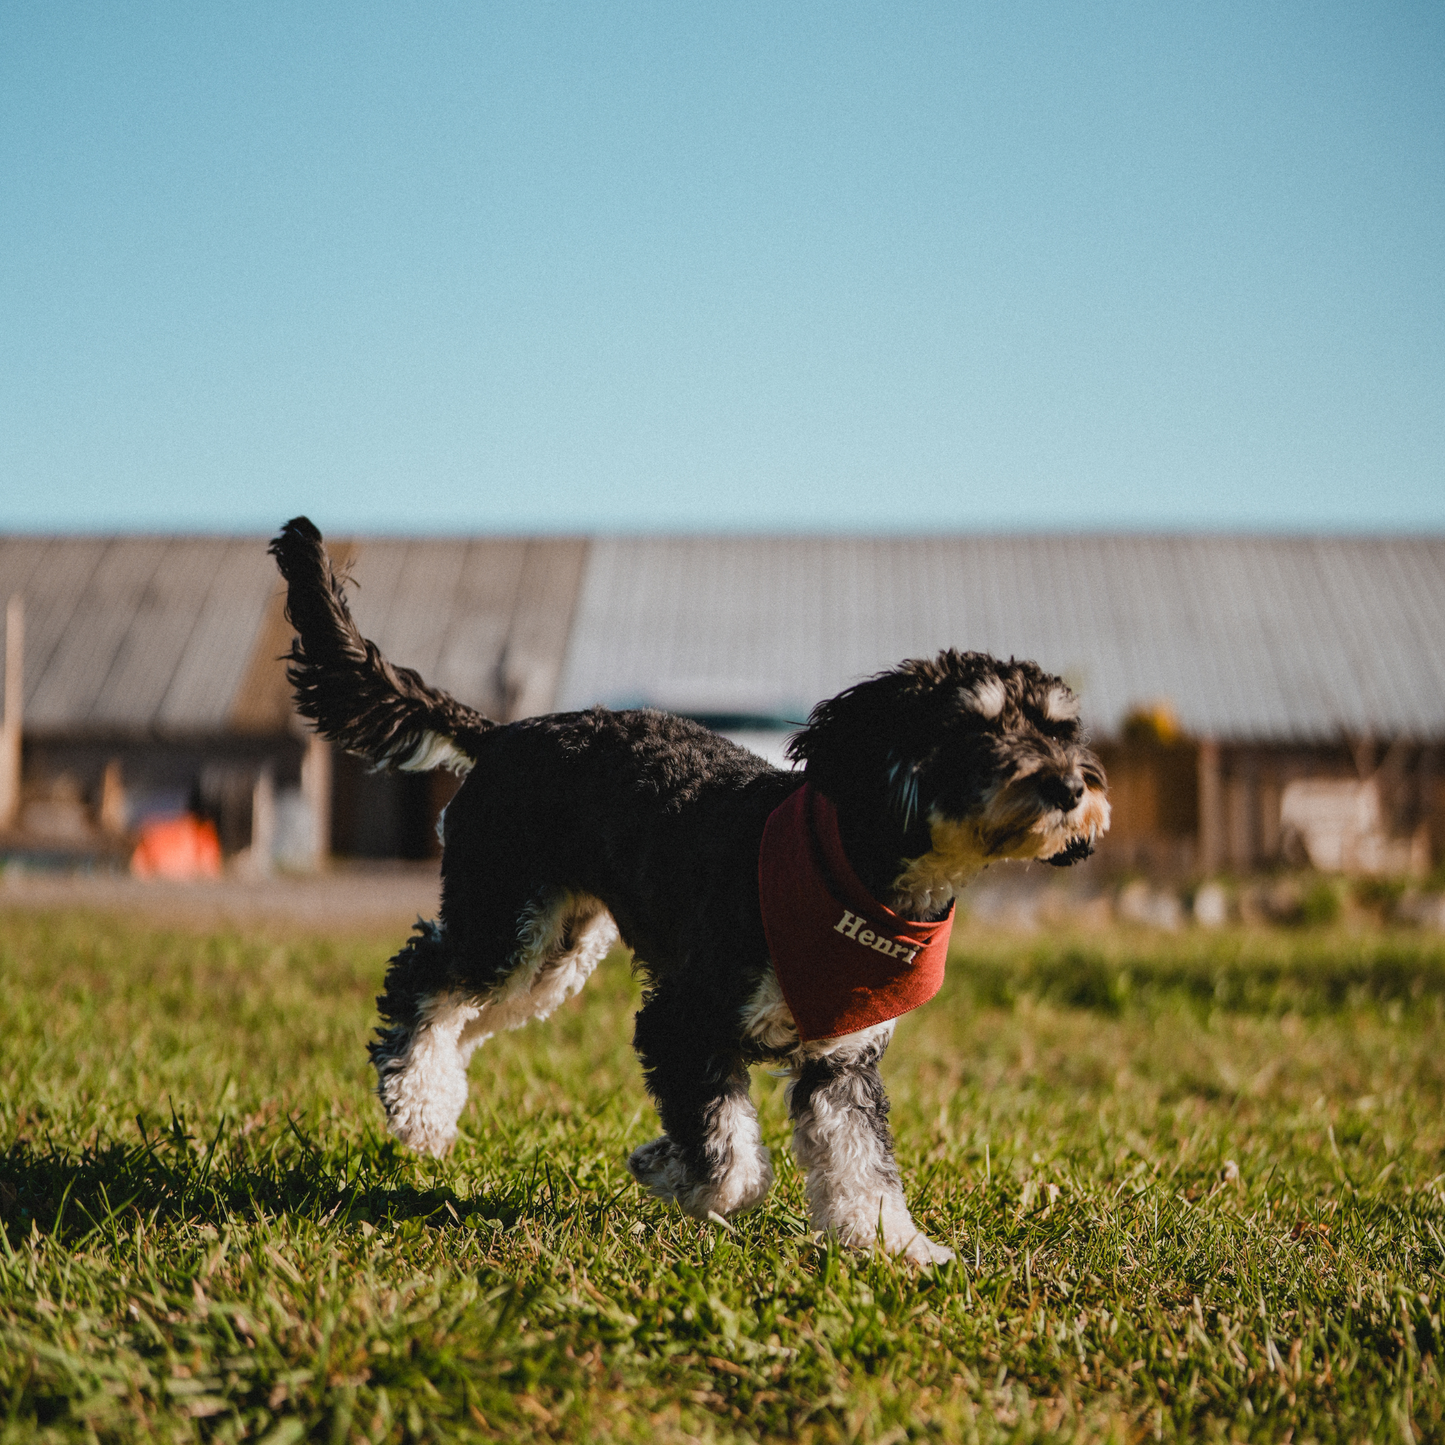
top-left (1193, 881), bottom-right (1230, 928)
top-left (720, 730), bottom-right (797, 771)
top-left (99, 759), bottom-right (128, 835)
top-left (1280, 777), bottom-right (1422, 875)
top-left (1118, 879), bottom-right (1183, 931)
top-left (273, 787), bottom-right (319, 871)
top-left (300, 734), bottom-right (331, 867)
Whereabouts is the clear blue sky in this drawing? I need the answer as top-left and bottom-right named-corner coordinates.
top-left (3, 3), bottom-right (1442, 534)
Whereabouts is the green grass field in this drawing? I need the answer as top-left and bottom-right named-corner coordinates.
top-left (2, 907), bottom-right (1444, 1443)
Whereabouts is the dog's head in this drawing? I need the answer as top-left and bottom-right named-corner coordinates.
top-left (788, 651), bottom-right (1109, 907)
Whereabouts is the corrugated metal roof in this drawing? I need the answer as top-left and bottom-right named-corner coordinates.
top-left (5, 538), bottom-right (272, 734)
top-left (2, 532), bottom-right (1440, 743)
top-left (0, 534), bottom-right (587, 736)
top-left (164, 542), bottom-right (285, 730)
top-left (341, 538), bottom-right (587, 718)
top-left (556, 536), bottom-right (1445, 743)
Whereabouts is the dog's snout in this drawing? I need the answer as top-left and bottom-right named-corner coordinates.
top-left (1039, 772), bottom-right (1085, 813)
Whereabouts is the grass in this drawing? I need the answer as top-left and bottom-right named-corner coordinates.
top-left (2, 907), bottom-right (1444, 1443)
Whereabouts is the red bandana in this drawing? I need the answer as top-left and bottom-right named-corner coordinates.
top-left (758, 784), bottom-right (954, 1043)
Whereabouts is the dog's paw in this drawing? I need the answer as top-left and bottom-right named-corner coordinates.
top-left (898, 1232), bottom-right (955, 1267)
top-left (378, 1085), bottom-right (460, 1157)
top-left (628, 1136), bottom-right (774, 1219)
top-left (627, 1137), bottom-right (692, 1204)
top-left (828, 1210), bottom-right (956, 1265)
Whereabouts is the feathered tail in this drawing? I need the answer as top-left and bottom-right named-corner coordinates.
top-left (268, 516), bottom-right (494, 774)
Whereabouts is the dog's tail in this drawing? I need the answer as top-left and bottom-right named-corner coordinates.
top-left (269, 516), bottom-right (494, 775)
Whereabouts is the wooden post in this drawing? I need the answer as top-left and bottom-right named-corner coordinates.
top-left (1197, 737), bottom-right (1223, 875)
top-left (301, 733), bottom-right (331, 868)
top-left (1258, 774), bottom-right (1281, 863)
top-left (0, 596), bottom-right (22, 831)
top-left (250, 764), bottom-right (275, 876)
top-left (99, 759), bottom-right (128, 834)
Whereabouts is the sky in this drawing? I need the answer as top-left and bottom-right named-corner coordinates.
top-left (2, 3), bottom-right (1442, 535)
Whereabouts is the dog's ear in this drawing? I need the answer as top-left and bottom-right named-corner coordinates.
top-left (786, 666), bottom-right (923, 775)
top-left (788, 652), bottom-right (991, 798)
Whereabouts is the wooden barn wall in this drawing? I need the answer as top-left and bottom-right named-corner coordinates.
top-left (1094, 738), bottom-right (1444, 878)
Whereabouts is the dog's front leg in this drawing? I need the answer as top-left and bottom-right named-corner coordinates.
top-left (629, 988), bottom-right (774, 1219)
top-left (789, 1029), bottom-right (954, 1265)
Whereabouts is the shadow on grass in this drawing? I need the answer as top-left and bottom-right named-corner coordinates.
top-left (0, 1111), bottom-right (540, 1250)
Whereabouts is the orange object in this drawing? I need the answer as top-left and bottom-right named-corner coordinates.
top-left (130, 814), bottom-right (223, 880)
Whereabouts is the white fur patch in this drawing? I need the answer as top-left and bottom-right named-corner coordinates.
top-left (740, 975), bottom-right (902, 1062)
top-left (739, 968), bottom-right (800, 1053)
top-left (395, 731), bottom-right (474, 775)
top-left (963, 676), bottom-right (1006, 719)
top-left (799, 1018), bottom-right (898, 1062)
top-left (1043, 684), bottom-right (1081, 722)
top-left (702, 1093), bottom-right (774, 1214)
top-left (375, 990), bottom-right (482, 1157)
top-left (889, 811), bottom-right (991, 914)
top-left (377, 895), bottom-right (617, 1157)
top-left (484, 892), bottom-right (619, 1033)
top-left (1027, 785), bottom-right (1111, 859)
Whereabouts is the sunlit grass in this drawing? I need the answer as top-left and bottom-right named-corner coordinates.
top-left (2, 907), bottom-right (1443, 1442)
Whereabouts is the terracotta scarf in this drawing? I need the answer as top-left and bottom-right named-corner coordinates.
top-left (757, 784), bottom-right (954, 1043)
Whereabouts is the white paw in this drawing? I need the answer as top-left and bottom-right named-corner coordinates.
top-left (720, 1145), bottom-right (775, 1215)
top-left (828, 1209), bottom-right (955, 1264)
top-left (379, 1082), bottom-right (461, 1157)
top-left (898, 1232), bottom-right (955, 1266)
top-left (828, 1215), bottom-right (955, 1264)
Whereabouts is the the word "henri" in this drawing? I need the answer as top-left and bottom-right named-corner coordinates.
top-left (833, 910), bottom-right (920, 963)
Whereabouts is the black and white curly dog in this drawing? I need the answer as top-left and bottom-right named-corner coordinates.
top-left (271, 517), bottom-right (1109, 1264)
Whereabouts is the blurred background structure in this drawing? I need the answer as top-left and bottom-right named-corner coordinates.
top-left (4, 7), bottom-right (1443, 913)
top-left (2, 531), bottom-right (1442, 882)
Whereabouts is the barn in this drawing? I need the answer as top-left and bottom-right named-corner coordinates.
top-left (2, 532), bottom-right (1442, 878)
top-left (0, 534), bottom-right (585, 866)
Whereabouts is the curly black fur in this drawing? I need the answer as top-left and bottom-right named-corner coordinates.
top-left (369, 918), bottom-right (456, 1040)
top-left (1047, 834), bottom-right (1097, 866)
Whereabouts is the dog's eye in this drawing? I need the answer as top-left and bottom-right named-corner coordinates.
top-left (1026, 704), bottom-right (1080, 740)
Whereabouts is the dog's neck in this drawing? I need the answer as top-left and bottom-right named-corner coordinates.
top-left (831, 790), bottom-right (979, 923)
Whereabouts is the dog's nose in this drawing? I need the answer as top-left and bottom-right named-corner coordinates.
top-left (1039, 773), bottom-right (1085, 813)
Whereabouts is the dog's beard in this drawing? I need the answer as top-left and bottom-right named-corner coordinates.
top-left (976, 776), bottom-right (1111, 865)
top-left (891, 781), bottom-right (1110, 906)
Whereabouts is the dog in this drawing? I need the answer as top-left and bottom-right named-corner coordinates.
top-left (270, 518), bottom-right (1109, 1264)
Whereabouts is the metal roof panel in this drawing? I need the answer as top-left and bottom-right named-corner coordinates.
top-left (557, 535), bottom-right (1445, 741)
top-left (159, 541), bottom-right (278, 729)
top-left (3, 533), bottom-right (1442, 744)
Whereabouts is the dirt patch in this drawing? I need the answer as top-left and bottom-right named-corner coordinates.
top-left (0, 860), bottom-right (441, 935)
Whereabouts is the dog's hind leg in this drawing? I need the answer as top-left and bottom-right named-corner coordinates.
top-left (789, 1025), bottom-right (954, 1265)
top-left (370, 892), bottom-right (616, 1157)
top-left (628, 987), bottom-right (775, 1219)
top-left (368, 921), bottom-right (478, 1158)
